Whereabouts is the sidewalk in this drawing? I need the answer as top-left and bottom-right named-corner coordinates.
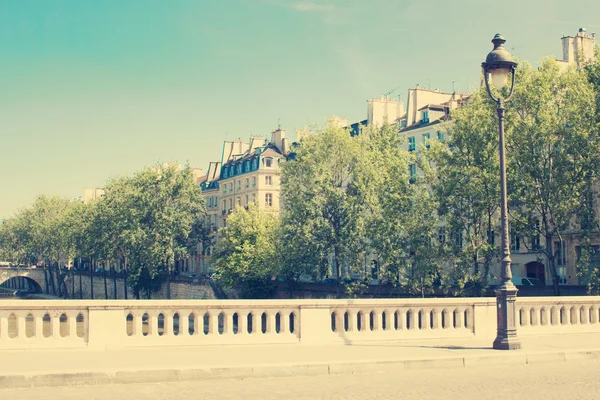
top-left (1, 333), bottom-right (600, 388)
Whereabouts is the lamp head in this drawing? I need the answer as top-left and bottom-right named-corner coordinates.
top-left (482, 34), bottom-right (518, 89)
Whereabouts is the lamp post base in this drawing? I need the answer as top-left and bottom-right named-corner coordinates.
top-left (493, 285), bottom-right (521, 350)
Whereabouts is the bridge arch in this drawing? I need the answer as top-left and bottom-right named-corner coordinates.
top-left (0, 275), bottom-right (43, 293)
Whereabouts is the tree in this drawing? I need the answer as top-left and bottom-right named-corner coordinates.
top-left (280, 119), bottom-right (365, 294)
top-left (507, 59), bottom-right (599, 295)
top-left (426, 91), bottom-right (500, 295)
top-left (213, 203), bottom-right (279, 298)
top-left (99, 164), bottom-right (206, 298)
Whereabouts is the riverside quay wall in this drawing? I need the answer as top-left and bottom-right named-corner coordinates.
top-left (1, 297), bottom-right (600, 350)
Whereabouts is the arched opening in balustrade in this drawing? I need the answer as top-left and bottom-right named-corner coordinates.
top-left (381, 311), bottom-right (387, 331)
top-left (539, 308), bottom-right (547, 326)
top-left (519, 308), bottom-right (526, 327)
top-left (464, 309), bottom-right (472, 329)
top-left (25, 313), bottom-right (35, 338)
top-left (590, 307), bottom-right (597, 324)
top-left (247, 313), bottom-right (254, 334)
top-left (560, 307), bottom-right (567, 325)
top-left (59, 313), bottom-right (69, 337)
top-left (417, 309), bottom-right (424, 329)
top-left (550, 307), bottom-right (557, 325)
top-left (218, 312), bottom-right (226, 334)
top-left (529, 308), bottom-right (537, 326)
top-left (173, 313), bottom-right (180, 335)
top-left (570, 306), bottom-right (578, 324)
top-left (232, 313), bottom-right (239, 334)
top-left (356, 311), bottom-right (363, 331)
top-left (441, 309), bottom-right (449, 329)
top-left (394, 311), bottom-right (400, 330)
top-left (157, 313), bottom-right (165, 336)
top-left (203, 312), bottom-right (210, 335)
top-left (275, 312), bottom-right (281, 333)
top-left (406, 310), bottom-right (413, 330)
top-left (289, 312), bottom-right (296, 334)
top-left (429, 310), bottom-right (435, 329)
top-left (142, 313), bottom-right (150, 336)
top-left (188, 313), bottom-right (196, 335)
top-left (369, 311), bottom-right (375, 331)
top-left (580, 306), bottom-right (587, 324)
top-left (453, 309), bottom-right (460, 328)
top-left (76, 313), bottom-right (84, 338)
top-left (7, 314), bottom-right (17, 338)
top-left (331, 312), bottom-right (337, 332)
top-left (343, 312), bottom-right (350, 332)
top-left (43, 313), bottom-right (52, 337)
top-left (126, 313), bottom-right (134, 336)
top-left (261, 312), bottom-right (267, 334)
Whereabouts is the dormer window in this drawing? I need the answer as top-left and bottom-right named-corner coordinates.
top-left (265, 158), bottom-right (273, 168)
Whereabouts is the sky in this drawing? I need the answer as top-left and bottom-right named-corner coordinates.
top-left (1, 0), bottom-right (600, 219)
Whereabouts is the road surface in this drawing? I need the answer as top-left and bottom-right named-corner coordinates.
top-left (2, 358), bottom-right (599, 399)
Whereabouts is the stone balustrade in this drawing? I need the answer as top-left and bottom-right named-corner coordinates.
top-left (1, 296), bottom-right (599, 350)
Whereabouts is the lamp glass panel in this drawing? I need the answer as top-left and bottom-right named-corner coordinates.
top-left (491, 68), bottom-right (509, 89)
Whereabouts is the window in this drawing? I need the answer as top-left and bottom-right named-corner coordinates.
top-left (237, 164), bottom-right (242, 174)
top-left (229, 199), bottom-right (232, 210)
top-left (556, 241), bottom-right (567, 266)
top-left (252, 177), bottom-right (256, 187)
top-left (423, 133), bottom-right (430, 149)
top-left (423, 110), bottom-right (429, 121)
top-left (265, 193), bottom-right (273, 207)
top-left (245, 178), bottom-right (249, 188)
top-left (208, 197), bottom-right (213, 208)
top-left (438, 228), bottom-right (446, 244)
top-left (236, 197), bottom-right (241, 206)
top-left (409, 164), bottom-right (416, 183)
top-left (408, 137), bottom-right (416, 151)
top-left (531, 220), bottom-right (540, 250)
top-left (237, 180), bottom-right (241, 190)
top-left (437, 131), bottom-right (445, 141)
top-left (265, 158), bottom-right (272, 168)
top-left (223, 200), bottom-right (226, 211)
top-left (245, 195), bottom-right (249, 205)
top-left (455, 232), bottom-right (462, 249)
top-left (511, 231), bottom-right (520, 252)
top-left (223, 167), bottom-right (228, 178)
top-left (229, 182), bottom-right (233, 192)
top-left (265, 176), bottom-right (272, 185)
top-left (223, 219), bottom-right (227, 228)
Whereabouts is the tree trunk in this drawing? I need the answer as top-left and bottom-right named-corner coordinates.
top-left (79, 269), bottom-right (82, 299)
top-left (546, 235), bottom-right (561, 296)
top-left (43, 264), bottom-right (49, 294)
top-left (166, 262), bottom-right (171, 300)
top-left (90, 259), bottom-right (94, 299)
top-left (112, 267), bottom-right (117, 299)
top-left (103, 265), bottom-right (108, 299)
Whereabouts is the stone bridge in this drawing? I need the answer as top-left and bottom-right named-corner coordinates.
top-left (0, 268), bottom-right (46, 293)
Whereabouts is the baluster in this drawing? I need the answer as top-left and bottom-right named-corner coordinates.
top-left (375, 309), bottom-right (383, 331)
top-left (35, 312), bottom-right (44, 338)
top-left (135, 312), bottom-right (144, 336)
top-left (17, 314), bottom-right (26, 339)
top-left (149, 312), bottom-right (158, 336)
top-left (51, 313), bottom-right (60, 339)
top-left (164, 312), bottom-right (172, 336)
top-left (268, 311), bottom-right (276, 334)
top-left (181, 311), bottom-right (190, 335)
top-left (236, 311), bottom-right (245, 335)
top-left (278, 310), bottom-right (286, 334)
top-left (0, 315), bottom-right (8, 338)
top-left (68, 312), bottom-right (77, 338)
top-left (210, 312), bottom-right (220, 335)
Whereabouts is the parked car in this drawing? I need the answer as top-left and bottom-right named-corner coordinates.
top-left (511, 276), bottom-right (545, 287)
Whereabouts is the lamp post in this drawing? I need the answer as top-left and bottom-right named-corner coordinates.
top-left (482, 33), bottom-right (521, 350)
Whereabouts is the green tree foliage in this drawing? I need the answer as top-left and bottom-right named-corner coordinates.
top-left (353, 123), bottom-right (440, 297)
top-left (426, 91), bottom-right (500, 295)
top-left (213, 203), bottom-right (279, 298)
top-left (507, 59), bottom-right (599, 295)
top-left (280, 120), bottom-right (365, 290)
top-left (0, 164), bottom-right (206, 299)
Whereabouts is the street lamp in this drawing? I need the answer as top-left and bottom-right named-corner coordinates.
top-left (482, 33), bottom-right (521, 350)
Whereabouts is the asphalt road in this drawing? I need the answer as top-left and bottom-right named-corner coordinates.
top-left (2, 358), bottom-right (599, 400)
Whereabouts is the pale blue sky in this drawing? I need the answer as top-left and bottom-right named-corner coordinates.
top-left (1, 0), bottom-right (599, 218)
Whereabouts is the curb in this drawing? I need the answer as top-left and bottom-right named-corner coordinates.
top-left (1, 349), bottom-right (600, 389)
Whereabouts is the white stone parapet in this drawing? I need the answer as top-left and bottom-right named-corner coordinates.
top-left (1, 297), bottom-right (599, 350)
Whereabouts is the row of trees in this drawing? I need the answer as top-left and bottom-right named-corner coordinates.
top-left (0, 164), bottom-right (205, 298)
top-left (214, 56), bottom-right (600, 297)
